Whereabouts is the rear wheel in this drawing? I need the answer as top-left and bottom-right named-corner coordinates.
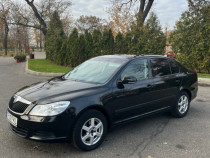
top-left (72, 110), bottom-right (107, 151)
top-left (171, 91), bottom-right (190, 118)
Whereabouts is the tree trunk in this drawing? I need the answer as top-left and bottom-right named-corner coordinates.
top-left (25, 0), bottom-right (47, 36)
top-left (15, 26), bottom-right (18, 54)
top-left (137, 0), bottom-right (154, 27)
top-left (40, 30), bottom-right (42, 51)
top-left (3, 22), bottom-right (9, 56)
top-left (18, 39), bottom-right (22, 52)
top-left (36, 40), bottom-right (39, 48)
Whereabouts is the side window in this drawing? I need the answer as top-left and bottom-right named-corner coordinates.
top-left (151, 58), bottom-right (171, 77)
top-left (169, 60), bottom-right (180, 74)
top-left (121, 59), bottom-right (149, 81)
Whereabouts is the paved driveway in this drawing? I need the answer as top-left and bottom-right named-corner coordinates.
top-left (0, 57), bottom-right (210, 158)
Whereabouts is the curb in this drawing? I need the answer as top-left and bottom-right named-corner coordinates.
top-left (25, 60), bottom-right (64, 77)
top-left (198, 83), bottom-right (210, 87)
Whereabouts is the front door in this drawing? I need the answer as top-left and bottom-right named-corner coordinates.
top-left (110, 58), bottom-right (156, 123)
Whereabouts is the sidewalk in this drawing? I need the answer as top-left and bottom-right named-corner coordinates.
top-left (198, 78), bottom-right (210, 86)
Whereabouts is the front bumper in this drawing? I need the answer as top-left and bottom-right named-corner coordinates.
top-left (7, 109), bottom-right (74, 141)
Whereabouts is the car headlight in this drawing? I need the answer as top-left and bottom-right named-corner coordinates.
top-left (29, 101), bottom-right (70, 116)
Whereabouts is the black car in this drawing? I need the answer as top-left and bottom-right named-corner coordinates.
top-left (6, 55), bottom-right (198, 151)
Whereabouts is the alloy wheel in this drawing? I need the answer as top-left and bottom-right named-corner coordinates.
top-left (178, 95), bottom-right (189, 114)
top-left (81, 118), bottom-right (103, 146)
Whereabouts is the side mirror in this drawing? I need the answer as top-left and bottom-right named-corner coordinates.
top-left (122, 76), bottom-right (137, 84)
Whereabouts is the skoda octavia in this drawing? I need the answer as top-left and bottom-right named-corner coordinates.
top-left (7, 55), bottom-right (198, 151)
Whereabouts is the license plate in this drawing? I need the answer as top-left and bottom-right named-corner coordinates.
top-left (7, 112), bottom-right (18, 127)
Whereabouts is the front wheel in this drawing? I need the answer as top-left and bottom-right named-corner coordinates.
top-left (171, 91), bottom-right (190, 118)
top-left (72, 110), bottom-right (107, 151)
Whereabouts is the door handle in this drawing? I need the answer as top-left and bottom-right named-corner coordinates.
top-left (147, 84), bottom-right (153, 88)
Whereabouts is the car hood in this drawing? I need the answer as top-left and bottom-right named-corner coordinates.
top-left (16, 77), bottom-right (103, 104)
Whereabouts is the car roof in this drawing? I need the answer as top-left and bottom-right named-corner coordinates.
top-left (99, 54), bottom-right (170, 61)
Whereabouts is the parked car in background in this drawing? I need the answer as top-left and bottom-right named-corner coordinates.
top-left (6, 55), bottom-right (198, 151)
top-left (166, 52), bottom-right (175, 58)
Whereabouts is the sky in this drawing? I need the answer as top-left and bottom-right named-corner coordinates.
top-left (71, 0), bottom-right (189, 30)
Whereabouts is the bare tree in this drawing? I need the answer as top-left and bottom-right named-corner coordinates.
top-left (24, 0), bottom-right (47, 35)
top-left (111, 0), bottom-right (154, 27)
top-left (0, 0), bottom-right (11, 55)
top-left (75, 15), bottom-right (106, 34)
top-left (107, 0), bottom-right (134, 36)
top-left (10, 0), bottom-right (72, 36)
top-left (61, 16), bottom-right (72, 36)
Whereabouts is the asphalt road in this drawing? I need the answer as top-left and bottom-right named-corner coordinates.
top-left (0, 57), bottom-right (210, 158)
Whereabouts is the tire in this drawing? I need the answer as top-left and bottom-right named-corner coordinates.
top-left (72, 109), bottom-right (107, 151)
top-left (171, 91), bottom-right (190, 118)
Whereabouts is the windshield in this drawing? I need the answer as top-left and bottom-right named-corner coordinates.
top-left (64, 57), bottom-right (125, 84)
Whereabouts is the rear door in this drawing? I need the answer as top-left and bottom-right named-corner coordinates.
top-left (149, 58), bottom-right (177, 109)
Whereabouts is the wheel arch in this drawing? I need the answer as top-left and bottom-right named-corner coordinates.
top-left (74, 105), bottom-right (111, 130)
top-left (180, 88), bottom-right (192, 101)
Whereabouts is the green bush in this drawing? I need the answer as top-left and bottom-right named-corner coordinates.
top-left (45, 12), bottom-right (166, 67)
top-left (14, 54), bottom-right (26, 61)
top-left (45, 11), bottom-right (65, 63)
top-left (169, 1), bottom-right (210, 73)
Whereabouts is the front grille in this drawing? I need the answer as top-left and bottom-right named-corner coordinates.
top-left (9, 97), bottom-right (30, 113)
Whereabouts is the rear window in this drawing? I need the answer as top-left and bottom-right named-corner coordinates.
top-left (151, 58), bottom-right (171, 77)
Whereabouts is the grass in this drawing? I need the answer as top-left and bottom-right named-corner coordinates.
top-left (28, 59), bottom-right (72, 73)
top-left (198, 73), bottom-right (210, 78)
